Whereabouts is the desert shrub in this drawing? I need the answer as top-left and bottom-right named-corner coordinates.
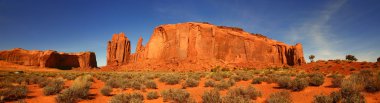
top-left (331, 75), bottom-right (344, 88)
top-left (0, 85), bottom-right (28, 101)
top-left (235, 70), bottom-right (252, 81)
top-left (313, 94), bottom-right (332, 103)
top-left (204, 79), bottom-right (215, 87)
top-left (230, 75), bottom-right (242, 82)
top-left (224, 86), bottom-right (261, 100)
top-left (295, 72), bottom-right (309, 78)
top-left (215, 79), bottom-right (234, 90)
top-left (289, 77), bottom-right (309, 91)
top-left (100, 86), bottom-right (113, 96)
top-left (182, 78), bottom-right (199, 88)
top-left (364, 78), bottom-right (380, 92)
top-left (209, 71), bottom-right (231, 81)
top-left (38, 78), bottom-right (51, 88)
top-left (276, 76), bottom-right (291, 88)
top-left (56, 75), bottom-right (93, 103)
top-left (0, 81), bottom-right (12, 88)
top-left (121, 73), bottom-right (137, 79)
top-left (109, 92), bottom-right (144, 103)
top-left (339, 86), bottom-right (365, 103)
top-left (161, 88), bottom-right (193, 103)
top-left (222, 96), bottom-right (251, 103)
top-left (329, 91), bottom-right (341, 103)
top-left (159, 73), bottom-right (182, 85)
top-left (56, 88), bottom-right (77, 103)
top-left (309, 73), bottom-right (325, 86)
top-left (62, 74), bottom-right (77, 80)
top-left (267, 91), bottom-right (292, 103)
top-left (187, 73), bottom-right (202, 80)
top-left (251, 77), bottom-right (264, 84)
top-left (43, 78), bottom-right (65, 95)
top-left (106, 78), bottom-right (122, 88)
top-left (341, 73), bottom-right (367, 92)
top-left (202, 89), bottom-right (222, 103)
top-left (130, 80), bottom-right (145, 90)
top-left (146, 91), bottom-right (159, 100)
top-left (145, 80), bottom-right (157, 89)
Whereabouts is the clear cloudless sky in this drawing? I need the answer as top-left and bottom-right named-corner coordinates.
top-left (1, 0), bottom-right (380, 66)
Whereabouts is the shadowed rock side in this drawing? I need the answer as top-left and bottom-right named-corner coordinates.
top-left (0, 48), bottom-right (97, 69)
top-left (107, 22), bottom-right (306, 71)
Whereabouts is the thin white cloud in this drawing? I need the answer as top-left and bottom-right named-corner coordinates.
top-left (288, 0), bottom-right (347, 61)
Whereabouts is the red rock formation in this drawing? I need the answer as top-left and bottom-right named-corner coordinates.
top-left (106, 32), bottom-right (131, 66)
top-left (107, 22), bottom-right (306, 71)
top-left (0, 48), bottom-right (97, 69)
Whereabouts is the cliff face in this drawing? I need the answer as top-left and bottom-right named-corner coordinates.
top-left (107, 22), bottom-right (306, 71)
top-left (0, 48), bottom-right (97, 69)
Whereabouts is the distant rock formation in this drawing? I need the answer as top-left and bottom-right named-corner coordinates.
top-left (106, 22), bottom-right (306, 71)
top-left (0, 48), bottom-right (97, 69)
top-left (106, 33), bottom-right (131, 66)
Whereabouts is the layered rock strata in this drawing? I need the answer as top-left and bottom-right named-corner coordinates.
top-left (0, 48), bottom-right (97, 69)
top-left (107, 22), bottom-right (305, 70)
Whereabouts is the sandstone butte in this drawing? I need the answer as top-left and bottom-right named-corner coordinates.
top-left (0, 48), bottom-right (97, 69)
top-left (106, 22), bottom-right (306, 71)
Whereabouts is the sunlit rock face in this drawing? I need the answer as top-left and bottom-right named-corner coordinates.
top-left (107, 22), bottom-right (305, 71)
top-left (0, 48), bottom-right (97, 69)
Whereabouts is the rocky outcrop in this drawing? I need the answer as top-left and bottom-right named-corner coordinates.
top-left (0, 48), bottom-right (97, 69)
top-left (106, 32), bottom-right (131, 66)
top-left (107, 22), bottom-right (306, 71)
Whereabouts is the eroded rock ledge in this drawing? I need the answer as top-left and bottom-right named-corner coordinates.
top-left (0, 48), bottom-right (97, 69)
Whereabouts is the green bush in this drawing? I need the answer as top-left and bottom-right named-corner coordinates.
top-left (203, 79), bottom-right (215, 87)
top-left (309, 73), bottom-right (325, 86)
top-left (159, 73), bottom-right (182, 85)
top-left (202, 89), bottom-right (222, 103)
top-left (43, 78), bottom-right (65, 95)
top-left (100, 86), bottom-right (113, 96)
top-left (313, 94), bottom-right (332, 103)
top-left (161, 88), bottom-right (193, 103)
top-left (146, 91), bottom-right (159, 100)
top-left (145, 80), bottom-right (157, 89)
top-left (289, 77), bottom-right (309, 91)
top-left (109, 92), bottom-right (144, 103)
top-left (267, 91), bottom-right (292, 103)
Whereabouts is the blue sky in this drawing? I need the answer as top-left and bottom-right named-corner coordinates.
top-left (1, 0), bottom-right (379, 66)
